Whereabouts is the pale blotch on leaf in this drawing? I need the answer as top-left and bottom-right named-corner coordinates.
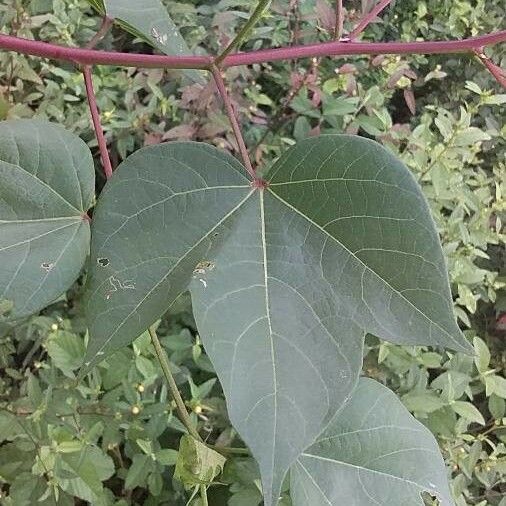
top-left (193, 261), bottom-right (215, 289)
top-left (40, 262), bottom-right (54, 272)
top-left (105, 275), bottom-right (135, 300)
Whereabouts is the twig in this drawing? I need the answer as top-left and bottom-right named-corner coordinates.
top-left (83, 65), bottom-right (113, 179)
top-left (474, 49), bottom-right (506, 89)
top-left (250, 64), bottom-right (315, 155)
top-left (348, 0), bottom-right (394, 40)
top-left (148, 325), bottom-right (202, 442)
top-left (200, 485), bottom-right (209, 506)
top-left (85, 16), bottom-right (113, 49)
top-left (149, 325), bottom-right (210, 505)
top-left (215, 0), bottom-right (271, 66)
top-left (209, 444), bottom-right (250, 455)
top-left (0, 31), bottom-right (505, 69)
top-left (334, 0), bottom-right (344, 40)
top-left (211, 64), bottom-right (257, 180)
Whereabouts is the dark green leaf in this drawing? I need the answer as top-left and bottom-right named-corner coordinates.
top-left (56, 446), bottom-right (114, 502)
top-left (0, 120), bottom-right (94, 320)
top-left (46, 330), bottom-right (86, 377)
top-left (125, 454), bottom-right (154, 490)
top-left (85, 136), bottom-right (470, 505)
top-left (290, 378), bottom-right (453, 506)
top-left (154, 448), bottom-right (178, 466)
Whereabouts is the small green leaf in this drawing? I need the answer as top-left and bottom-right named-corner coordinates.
top-left (174, 435), bottom-right (226, 488)
top-left (154, 448), bottom-right (178, 466)
top-left (56, 441), bottom-right (84, 454)
top-left (291, 378), bottom-right (453, 506)
top-left (452, 401), bottom-right (486, 425)
top-left (473, 336), bottom-right (490, 373)
top-left (485, 375), bottom-right (506, 399)
top-left (402, 392), bottom-right (445, 413)
top-left (125, 454), bottom-right (154, 490)
top-left (0, 120), bottom-right (94, 320)
top-left (136, 439), bottom-right (153, 456)
top-left (56, 446), bottom-right (114, 503)
top-left (46, 330), bottom-right (86, 377)
top-left (488, 394), bottom-right (505, 419)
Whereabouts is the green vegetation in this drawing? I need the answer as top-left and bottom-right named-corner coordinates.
top-left (0, 1), bottom-right (504, 505)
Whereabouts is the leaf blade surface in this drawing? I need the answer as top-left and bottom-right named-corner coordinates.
top-left (0, 120), bottom-right (94, 319)
top-left (291, 377), bottom-right (453, 506)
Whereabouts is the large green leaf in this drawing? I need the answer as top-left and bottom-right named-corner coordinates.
top-left (84, 136), bottom-right (470, 506)
top-left (291, 377), bottom-right (453, 506)
top-left (0, 120), bottom-right (94, 320)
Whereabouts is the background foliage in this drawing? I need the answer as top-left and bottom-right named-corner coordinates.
top-left (0, 0), bottom-right (504, 504)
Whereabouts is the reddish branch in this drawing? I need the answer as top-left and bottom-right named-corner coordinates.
top-left (474, 50), bottom-right (506, 88)
top-left (334, 0), bottom-right (344, 40)
top-left (83, 65), bottom-right (113, 179)
top-left (348, 0), bottom-right (394, 40)
top-left (85, 16), bottom-right (113, 49)
top-left (0, 32), bottom-right (505, 70)
top-left (211, 65), bottom-right (256, 180)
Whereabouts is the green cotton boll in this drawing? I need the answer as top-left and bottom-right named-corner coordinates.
top-left (174, 435), bottom-right (226, 489)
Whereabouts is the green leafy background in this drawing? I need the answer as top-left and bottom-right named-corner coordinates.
top-left (0, 0), bottom-right (504, 505)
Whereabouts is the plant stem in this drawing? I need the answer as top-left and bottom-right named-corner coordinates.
top-left (474, 50), bottom-right (506, 89)
top-left (1, 31), bottom-right (505, 69)
top-left (334, 0), bottom-right (344, 40)
top-left (215, 0), bottom-right (271, 66)
top-left (211, 64), bottom-right (256, 180)
top-left (348, 0), bottom-right (394, 40)
top-left (148, 325), bottom-right (202, 442)
top-left (85, 16), bottom-right (113, 49)
top-left (83, 65), bottom-right (113, 179)
top-left (222, 32), bottom-right (506, 66)
top-left (200, 485), bottom-right (209, 506)
top-left (208, 444), bottom-right (250, 455)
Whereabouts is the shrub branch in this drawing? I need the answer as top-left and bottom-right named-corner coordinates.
top-left (0, 31), bottom-right (504, 72)
top-left (348, 0), bottom-right (394, 40)
top-left (83, 65), bottom-right (113, 179)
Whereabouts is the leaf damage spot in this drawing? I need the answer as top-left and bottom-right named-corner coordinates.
top-left (97, 257), bottom-right (110, 267)
top-left (151, 27), bottom-right (168, 45)
top-left (193, 261), bottom-right (215, 289)
top-left (41, 262), bottom-right (54, 272)
top-left (193, 261), bottom-right (215, 277)
top-left (105, 276), bottom-right (135, 300)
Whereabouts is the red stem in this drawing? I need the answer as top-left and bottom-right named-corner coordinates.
top-left (211, 65), bottom-right (256, 180)
top-left (348, 0), bottom-right (394, 40)
top-left (83, 66), bottom-right (113, 179)
top-left (334, 0), bottom-right (344, 40)
top-left (225, 32), bottom-right (506, 66)
top-left (85, 16), bottom-right (113, 49)
top-left (0, 32), bottom-right (504, 69)
top-left (474, 50), bottom-right (506, 89)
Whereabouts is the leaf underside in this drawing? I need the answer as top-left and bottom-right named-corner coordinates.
top-left (0, 120), bottom-right (94, 320)
top-left (84, 136), bottom-right (470, 506)
top-left (291, 377), bottom-right (454, 506)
